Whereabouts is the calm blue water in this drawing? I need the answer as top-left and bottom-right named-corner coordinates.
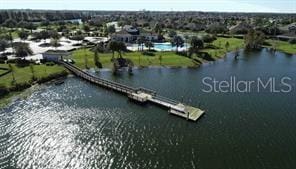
top-left (0, 49), bottom-right (296, 169)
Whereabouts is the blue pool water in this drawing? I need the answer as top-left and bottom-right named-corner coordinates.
top-left (130, 43), bottom-right (189, 51)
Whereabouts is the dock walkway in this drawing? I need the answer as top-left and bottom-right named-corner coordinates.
top-left (61, 61), bottom-right (204, 121)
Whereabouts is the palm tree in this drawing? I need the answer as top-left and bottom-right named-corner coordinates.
top-left (184, 35), bottom-right (190, 54)
top-left (14, 43), bottom-right (33, 58)
top-left (171, 36), bottom-right (184, 53)
top-left (137, 36), bottom-right (146, 51)
top-left (108, 41), bottom-right (126, 59)
top-left (108, 41), bottom-right (117, 59)
top-left (8, 64), bottom-right (15, 83)
top-left (154, 23), bottom-right (163, 36)
top-left (145, 41), bottom-right (154, 51)
top-left (93, 45), bottom-right (103, 68)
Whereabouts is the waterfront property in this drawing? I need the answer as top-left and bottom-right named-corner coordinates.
top-left (42, 50), bottom-right (72, 62)
top-left (111, 25), bottom-right (158, 43)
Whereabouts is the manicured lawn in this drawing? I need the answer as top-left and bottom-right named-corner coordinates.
top-left (0, 64), bottom-right (65, 87)
top-left (202, 37), bottom-right (245, 59)
top-left (265, 40), bottom-right (296, 54)
top-left (72, 49), bottom-right (197, 68)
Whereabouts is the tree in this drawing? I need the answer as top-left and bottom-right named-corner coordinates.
top-left (70, 35), bottom-right (85, 44)
top-left (225, 41), bottom-right (230, 51)
top-left (29, 64), bottom-right (36, 80)
top-left (168, 30), bottom-right (177, 38)
top-left (2, 19), bottom-right (17, 49)
top-left (106, 25), bottom-right (116, 35)
top-left (108, 41), bottom-right (127, 59)
top-left (158, 54), bottom-right (162, 65)
top-left (189, 36), bottom-right (204, 56)
top-left (83, 24), bottom-right (90, 32)
top-left (25, 22), bottom-right (36, 33)
top-left (145, 41), bottom-right (154, 51)
top-left (49, 30), bottom-right (61, 40)
top-left (8, 64), bottom-right (15, 83)
top-left (184, 35), bottom-right (190, 52)
top-left (40, 20), bottom-right (50, 27)
top-left (14, 43), bottom-right (33, 58)
top-left (50, 38), bottom-right (60, 50)
top-left (0, 39), bottom-right (8, 52)
top-left (2, 19), bottom-right (17, 29)
top-left (108, 41), bottom-right (117, 59)
top-left (171, 36), bottom-right (184, 53)
top-left (93, 45), bottom-right (102, 68)
top-left (244, 29), bottom-right (265, 50)
top-left (40, 30), bottom-right (50, 43)
top-left (116, 41), bottom-right (126, 58)
top-left (137, 36), bottom-right (146, 51)
top-left (190, 36), bottom-right (204, 49)
top-left (84, 51), bottom-right (89, 69)
top-left (206, 23), bottom-right (228, 34)
top-left (154, 23), bottom-right (163, 36)
top-left (18, 30), bottom-right (29, 41)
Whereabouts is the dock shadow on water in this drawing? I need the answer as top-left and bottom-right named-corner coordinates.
top-left (1, 49), bottom-right (296, 168)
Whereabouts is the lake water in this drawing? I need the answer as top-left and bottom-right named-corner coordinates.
top-left (1, 49), bottom-right (296, 169)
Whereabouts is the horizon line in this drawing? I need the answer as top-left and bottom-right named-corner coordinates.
top-left (0, 8), bottom-right (295, 14)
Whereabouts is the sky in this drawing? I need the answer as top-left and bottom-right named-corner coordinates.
top-left (0, 0), bottom-right (295, 13)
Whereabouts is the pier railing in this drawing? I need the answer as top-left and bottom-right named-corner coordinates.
top-left (60, 61), bottom-right (204, 121)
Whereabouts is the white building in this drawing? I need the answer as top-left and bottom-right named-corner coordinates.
top-left (111, 25), bottom-right (158, 43)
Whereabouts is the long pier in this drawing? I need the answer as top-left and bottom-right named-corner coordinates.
top-left (60, 61), bottom-right (204, 121)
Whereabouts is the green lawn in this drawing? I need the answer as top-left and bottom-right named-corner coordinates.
top-left (72, 50), bottom-right (197, 69)
top-left (265, 40), bottom-right (296, 54)
top-left (0, 64), bottom-right (65, 87)
top-left (202, 37), bottom-right (245, 59)
top-left (72, 37), bottom-right (245, 69)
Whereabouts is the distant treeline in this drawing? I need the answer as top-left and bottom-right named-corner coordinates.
top-left (0, 10), bottom-right (95, 24)
top-left (1, 10), bottom-right (296, 25)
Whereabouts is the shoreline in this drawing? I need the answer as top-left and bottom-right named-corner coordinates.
top-left (0, 70), bottom-right (68, 108)
top-left (0, 47), bottom-right (293, 108)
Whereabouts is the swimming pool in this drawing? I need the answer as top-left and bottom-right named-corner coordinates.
top-left (128, 42), bottom-right (189, 51)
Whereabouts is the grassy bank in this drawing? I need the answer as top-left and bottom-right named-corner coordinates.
top-left (73, 37), bottom-right (245, 69)
top-left (202, 37), bottom-right (245, 59)
top-left (0, 64), bottom-right (66, 87)
top-left (265, 40), bottom-right (296, 55)
top-left (0, 64), bottom-right (67, 107)
top-left (73, 50), bottom-right (197, 68)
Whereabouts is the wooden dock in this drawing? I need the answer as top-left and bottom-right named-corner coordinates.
top-left (61, 61), bottom-right (204, 121)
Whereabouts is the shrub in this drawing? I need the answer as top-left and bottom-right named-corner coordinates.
top-left (201, 34), bottom-right (217, 43)
top-left (289, 39), bottom-right (296, 44)
top-left (142, 51), bottom-right (155, 56)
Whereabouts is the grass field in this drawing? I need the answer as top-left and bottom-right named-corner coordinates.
top-left (265, 40), bottom-right (296, 54)
top-left (72, 49), bottom-right (197, 69)
top-left (0, 64), bottom-right (65, 87)
top-left (202, 37), bottom-right (245, 59)
top-left (72, 37), bottom-right (245, 69)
